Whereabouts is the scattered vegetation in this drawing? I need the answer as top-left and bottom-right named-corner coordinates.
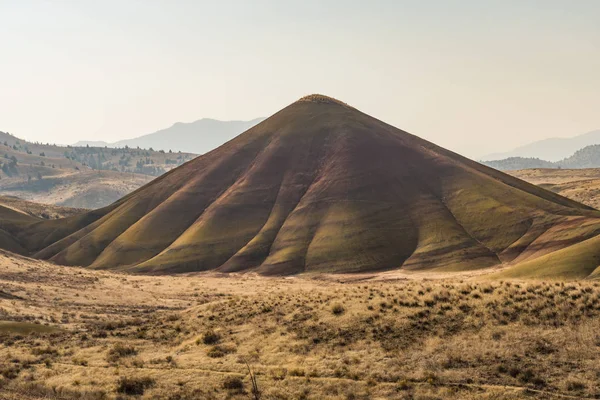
top-left (0, 131), bottom-right (195, 208)
top-left (1, 253), bottom-right (600, 398)
top-left (200, 329), bottom-right (221, 345)
top-left (511, 167), bottom-right (600, 209)
top-left (106, 343), bottom-right (137, 362)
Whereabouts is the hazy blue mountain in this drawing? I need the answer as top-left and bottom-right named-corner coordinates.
top-left (482, 157), bottom-right (556, 171)
top-left (75, 118), bottom-right (265, 154)
top-left (482, 144), bottom-right (600, 171)
top-left (560, 145), bottom-right (600, 169)
top-left (482, 130), bottom-right (600, 162)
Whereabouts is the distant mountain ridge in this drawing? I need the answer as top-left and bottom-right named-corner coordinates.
top-left (482, 144), bottom-right (600, 171)
top-left (74, 140), bottom-right (109, 147)
top-left (75, 117), bottom-right (265, 154)
top-left (482, 129), bottom-right (600, 162)
top-left (483, 157), bottom-right (555, 171)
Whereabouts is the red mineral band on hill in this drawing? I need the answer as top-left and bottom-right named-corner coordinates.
top-left (2, 95), bottom-right (600, 278)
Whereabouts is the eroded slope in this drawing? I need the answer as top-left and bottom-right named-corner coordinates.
top-left (4, 96), bottom-right (600, 277)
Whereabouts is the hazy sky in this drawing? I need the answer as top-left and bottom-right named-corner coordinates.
top-left (1, 1), bottom-right (599, 158)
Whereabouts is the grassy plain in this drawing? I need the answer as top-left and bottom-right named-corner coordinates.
top-left (509, 168), bottom-right (600, 210)
top-left (0, 251), bottom-right (599, 399)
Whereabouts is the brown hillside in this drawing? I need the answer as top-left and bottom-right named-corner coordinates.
top-left (4, 95), bottom-right (600, 277)
top-left (509, 168), bottom-right (600, 210)
top-left (0, 195), bottom-right (84, 219)
top-left (0, 131), bottom-right (192, 208)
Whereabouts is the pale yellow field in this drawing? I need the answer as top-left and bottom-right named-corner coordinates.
top-left (0, 196), bottom-right (84, 219)
top-left (510, 168), bottom-right (600, 210)
top-left (0, 251), bottom-right (599, 399)
top-left (0, 170), bottom-right (152, 209)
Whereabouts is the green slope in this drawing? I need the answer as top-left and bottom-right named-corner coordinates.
top-left (1, 94), bottom-right (600, 278)
top-left (494, 233), bottom-right (600, 280)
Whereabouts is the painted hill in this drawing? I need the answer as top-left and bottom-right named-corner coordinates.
top-left (481, 129), bottom-right (600, 162)
top-left (3, 95), bottom-right (600, 278)
top-left (75, 117), bottom-right (265, 155)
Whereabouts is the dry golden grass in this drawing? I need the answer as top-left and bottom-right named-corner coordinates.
top-left (0, 131), bottom-right (193, 209)
top-left (0, 251), bottom-right (599, 399)
top-left (510, 168), bottom-right (600, 209)
top-left (0, 170), bottom-right (153, 209)
top-left (0, 195), bottom-right (84, 219)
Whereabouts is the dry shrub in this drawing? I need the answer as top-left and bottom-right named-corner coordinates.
top-left (116, 376), bottom-right (155, 395)
top-left (222, 376), bottom-right (244, 391)
top-left (207, 344), bottom-right (236, 358)
top-left (107, 343), bottom-right (137, 362)
top-left (201, 329), bottom-right (221, 345)
top-left (332, 303), bottom-right (345, 315)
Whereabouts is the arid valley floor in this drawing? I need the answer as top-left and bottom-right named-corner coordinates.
top-left (2, 98), bottom-right (600, 400)
top-left (509, 168), bottom-right (600, 210)
top-left (1, 250), bottom-right (599, 400)
top-left (3, 2), bottom-right (600, 399)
